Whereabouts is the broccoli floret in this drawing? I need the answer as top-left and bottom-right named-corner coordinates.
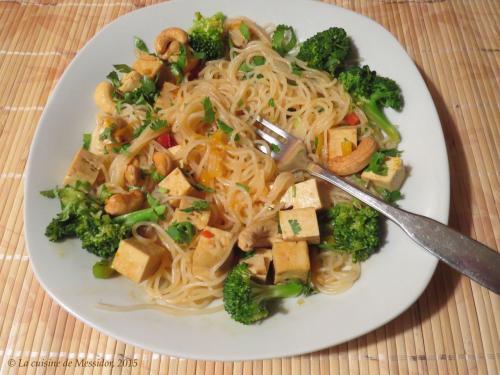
top-left (223, 263), bottom-right (308, 324)
top-left (188, 11), bottom-right (226, 60)
top-left (338, 65), bottom-right (403, 143)
top-left (43, 184), bottom-right (164, 259)
top-left (319, 201), bottom-right (380, 262)
top-left (297, 27), bottom-right (350, 75)
top-left (76, 211), bottom-right (130, 258)
top-left (271, 25), bottom-right (297, 56)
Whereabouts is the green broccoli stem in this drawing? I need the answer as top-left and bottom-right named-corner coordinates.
top-left (361, 100), bottom-right (401, 144)
top-left (253, 280), bottom-right (305, 302)
top-left (112, 206), bottom-right (164, 227)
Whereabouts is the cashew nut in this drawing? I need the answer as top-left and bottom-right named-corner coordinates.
top-left (94, 81), bottom-right (116, 114)
top-left (124, 164), bottom-right (143, 187)
top-left (155, 27), bottom-right (188, 61)
top-left (327, 137), bottom-right (378, 176)
top-left (104, 190), bottom-right (144, 216)
top-left (152, 151), bottom-right (174, 177)
top-left (119, 70), bottom-right (142, 93)
top-left (226, 20), bottom-right (249, 48)
top-left (238, 217), bottom-right (281, 251)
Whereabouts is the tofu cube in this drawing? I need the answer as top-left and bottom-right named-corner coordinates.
top-left (328, 126), bottom-right (357, 158)
top-left (158, 167), bottom-right (194, 205)
top-left (361, 157), bottom-right (406, 191)
top-left (272, 241), bottom-right (310, 284)
top-left (111, 238), bottom-right (166, 283)
top-left (132, 54), bottom-right (164, 79)
top-left (192, 227), bottom-right (234, 277)
top-left (280, 179), bottom-right (323, 210)
top-left (171, 198), bottom-right (211, 230)
top-left (279, 208), bottom-right (320, 244)
top-left (240, 248), bottom-right (272, 282)
top-left (63, 148), bottom-right (101, 186)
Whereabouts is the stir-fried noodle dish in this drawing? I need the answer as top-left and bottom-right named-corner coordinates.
top-left (42, 12), bottom-right (406, 324)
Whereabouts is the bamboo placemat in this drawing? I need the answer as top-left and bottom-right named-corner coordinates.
top-left (0, 0), bottom-right (498, 373)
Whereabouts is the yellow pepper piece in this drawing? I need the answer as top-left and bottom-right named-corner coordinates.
top-left (341, 140), bottom-right (354, 156)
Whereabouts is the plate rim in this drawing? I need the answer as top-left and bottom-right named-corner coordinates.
top-left (24, 0), bottom-right (450, 360)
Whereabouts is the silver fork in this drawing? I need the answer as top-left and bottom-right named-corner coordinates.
top-left (254, 116), bottom-right (500, 294)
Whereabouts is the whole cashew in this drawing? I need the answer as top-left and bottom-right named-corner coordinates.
top-left (328, 137), bottom-right (378, 176)
top-left (155, 27), bottom-right (188, 61)
top-left (152, 151), bottom-right (174, 177)
top-left (104, 190), bottom-right (144, 216)
top-left (94, 81), bottom-right (116, 114)
top-left (124, 164), bottom-right (143, 187)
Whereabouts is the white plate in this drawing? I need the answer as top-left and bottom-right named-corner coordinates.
top-left (24, 0), bottom-right (449, 360)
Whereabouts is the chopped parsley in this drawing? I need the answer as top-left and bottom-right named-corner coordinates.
top-left (288, 219), bottom-right (302, 235)
top-left (365, 149), bottom-right (402, 175)
top-left (217, 119), bottom-right (240, 141)
top-left (291, 62), bottom-right (303, 76)
top-left (150, 169), bottom-right (165, 183)
top-left (106, 71), bottom-right (120, 88)
top-left (236, 182), bottom-right (250, 192)
top-left (82, 133), bottom-right (91, 150)
top-left (112, 143), bottom-right (130, 154)
top-left (379, 188), bottom-right (403, 204)
top-left (134, 36), bottom-right (149, 53)
top-left (270, 143), bottom-right (280, 153)
top-left (113, 64), bottom-right (132, 73)
top-left (150, 118), bottom-right (167, 131)
top-left (239, 22), bottom-right (250, 41)
top-left (252, 56), bottom-right (266, 66)
top-left (203, 97), bottom-right (215, 123)
top-left (268, 98), bottom-right (275, 107)
top-left (166, 221), bottom-right (196, 244)
top-left (181, 200), bottom-right (210, 213)
top-left (40, 189), bottom-right (57, 199)
top-left (99, 124), bottom-right (115, 141)
top-left (194, 182), bottom-right (215, 193)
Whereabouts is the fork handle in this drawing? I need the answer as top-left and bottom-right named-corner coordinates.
top-left (307, 163), bottom-right (500, 294)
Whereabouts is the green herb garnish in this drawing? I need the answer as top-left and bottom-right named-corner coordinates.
top-left (166, 221), bottom-right (196, 244)
top-left (239, 22), bottom-right (250, 41)
top-left (288, 219), bottom-right (301, 235)
top-left (194, 182), bottom-right (215, 193)
top-left (181, 200), bottom-right (210, 213)
top-left (134, 37), bottom-right (149, 53)
top-left (236, 182), bottom-right (250, 192)
top-left (82, 133), bottom-right (91, 150)
top-left (203, 97), bottom-right (215, 123)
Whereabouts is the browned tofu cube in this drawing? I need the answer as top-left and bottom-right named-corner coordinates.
top-left (63, 148), bottom-right (101, 186)
top-left (240, 248), bottom-right (272, 282)
top-left (192, 227), bottom-right (233, 277)
top-left (279, 208), bottom-right (320, 244)
top-left (171, 198), bottom-right (211, 230)
top-left (272, 241), bottom-right (310, 284)
top-left (111, 238), bottom-right (166, 283)
top-left (158, 167), bottom-right (194, 206)
top-left (280, 179), bottom-right (324, 210)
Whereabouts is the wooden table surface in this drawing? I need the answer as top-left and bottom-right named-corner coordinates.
top-left (0, 0), bottom-right (498, 374)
